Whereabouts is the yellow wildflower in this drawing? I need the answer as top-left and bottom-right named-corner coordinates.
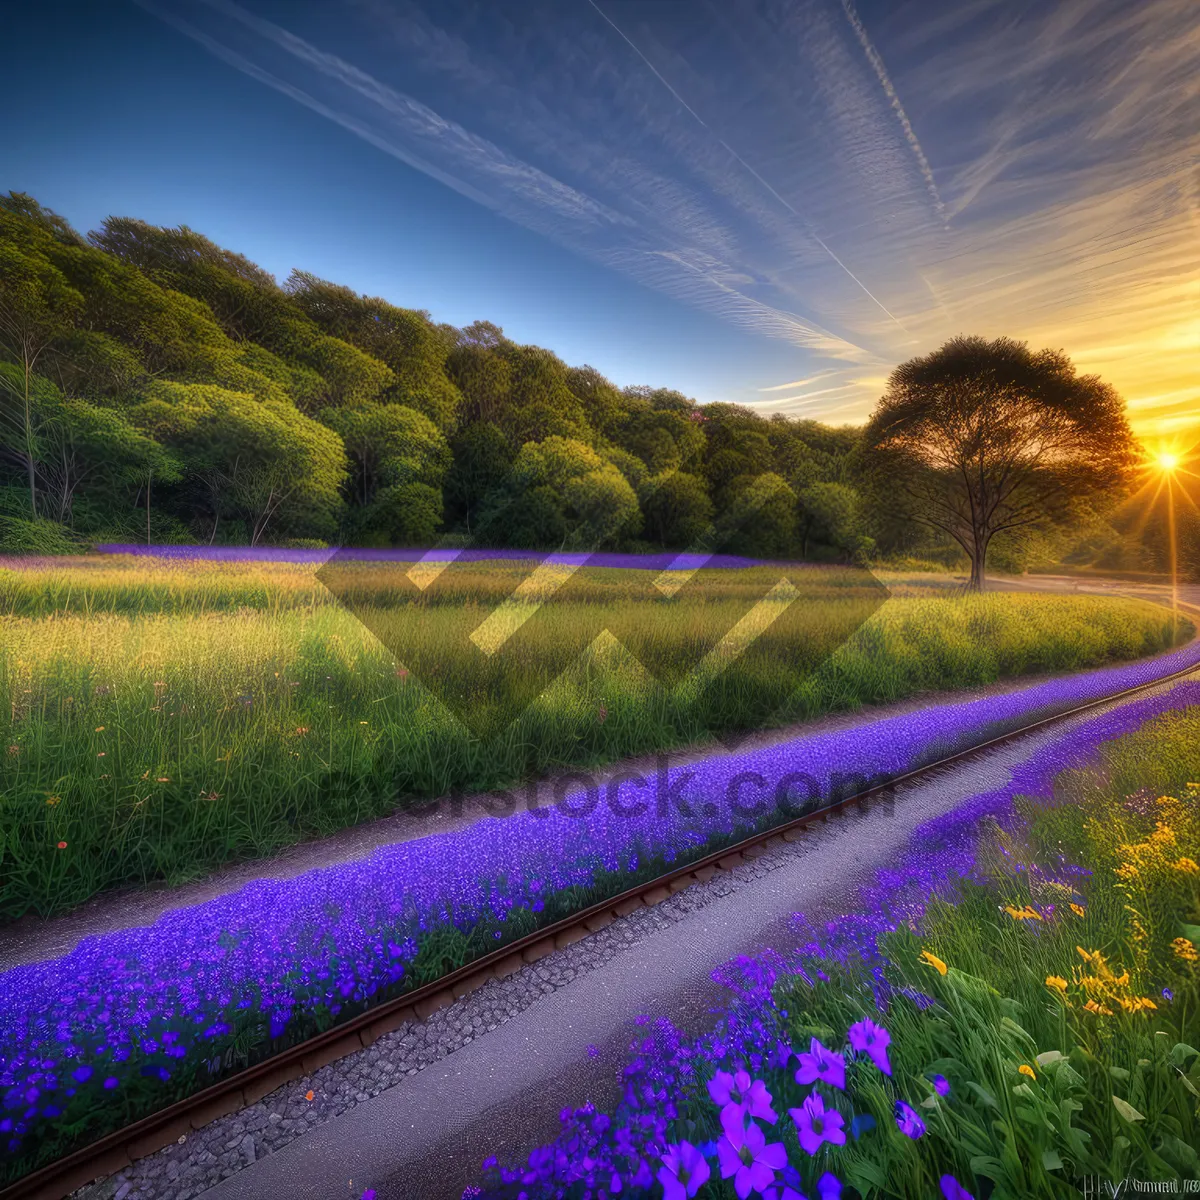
top-left (1172, 937), bottom-right (1199, 963)
top-left (1018, 1064), bottom-right (1037, 1080)
top-left (1173, 857), bottom-right (1199, 874)
top-left (1077, 946), bottom-right (1094, 963)
top-left (920, 951), bottom-right (948, 976)
top-left (1004, 904), bottom-right (1043, 922)
top-left (1083, 999), bottom-right (1114, 1016)
top-left (1116, 995), bottom-right (1158, 1013)
top-left (1046, 975), bottom-right (1069, 993)
top-left (1070, 903), bottom-right (1086, 918)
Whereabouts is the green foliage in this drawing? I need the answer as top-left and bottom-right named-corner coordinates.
top-left (3, 191), bottom-right (1143, 563)
top-left (129, 381), bottom-right (347, 545)
top-left (478, 435), bottom-right (641, 549)
top-left (799, 481), bottom-right (875, 563)
top-left (0, 564), bottom-right (1182, 920)
top-left (640, 470), bottom-right (715, 547)
top-left (0, 515), bottom-right (79, 554)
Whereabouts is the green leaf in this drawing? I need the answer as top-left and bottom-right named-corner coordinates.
top-left (966, 1081), bottom-right (999, 1108)
top-left (920, 1094), bottom-right (939, 1110)
top-left (1180, 923), bottom-right (1200, 942)
top-left (1109, 1066), bottom-right (1131, 1082)
top-left (1000, 1015), bottom-right (1034, 1043)
top-left (1035, 1050), bottom-right (1065, 1068)
top-left (1112, 1095), bottom-right (1145, 1123)
top-left (846, 1160), bottom-right (889, 1189)
top-left (968, 1154), bottom-right (1006, 1181)
top-left (1042, 1149), bottom-right (1064, 1172)
top-left (1178, 1072), bottom-right (1200, 1097)
top-left (1169, 1043), bottom-right (1200, 1068)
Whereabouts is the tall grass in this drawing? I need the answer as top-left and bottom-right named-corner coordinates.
top-left (0, 556), bottom-right (1188, 920)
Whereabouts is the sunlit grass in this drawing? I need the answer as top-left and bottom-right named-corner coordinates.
top-left (0, 556), bottom-right (1189, 921)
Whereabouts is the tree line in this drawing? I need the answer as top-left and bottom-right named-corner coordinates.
top-left (0, 192), bottom-right (893, 562)
top-left (1, 190), bottom-right (1177, 584)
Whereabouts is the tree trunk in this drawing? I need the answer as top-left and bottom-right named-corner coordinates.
top-left (22, 357), bottom-right (37, 518)
top-left (968, 527), bottom-right (987, 591)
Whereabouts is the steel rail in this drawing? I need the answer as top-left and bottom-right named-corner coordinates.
top-left (9, 598), bottom-right (1200, 1200)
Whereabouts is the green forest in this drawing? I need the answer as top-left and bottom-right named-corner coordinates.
top-left (0, 191), bottom-right (1186, 573)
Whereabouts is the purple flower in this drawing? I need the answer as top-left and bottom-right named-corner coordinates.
top-left (794, 1038), bottom-right (846, 1091)
top-left (846, 1019), bottom-right (892, 1076)
top-left (895, 1100), bottom-right (925, 1139)
top-left (817, 1173), bottom-right (842, 1200)
top-left (788, 1093), bottom-right (847, 1156)
top-left (941, 1176), bottom-right (974, 1200)
top-left (1163, 988), bottom-right (1174, 1002)
top-left (658, 1140), bottom-right (711, 1200)
top-left (708, 1069), bottom-right (777, 1125)
top-left (849, 1112), bottom-right (876, 1139)
top-left (717, 1120), bottom-right (788, 1199)
top-left (931, 1074), bottom-right (950, 1096)
top-left (764, 1188), bottom-right (807, 1200)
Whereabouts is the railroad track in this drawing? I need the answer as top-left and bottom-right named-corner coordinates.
top-left (10, 597), bottom-right (1200, 1200)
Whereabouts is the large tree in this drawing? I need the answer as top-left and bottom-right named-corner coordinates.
top-left (130, 381), bottom-right (347, 545)
top-left (860, 336), bottom-right (1138, 589)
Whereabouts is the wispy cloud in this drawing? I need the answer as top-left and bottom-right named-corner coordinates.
top-left (837, 0), bottom-right (947, 225)
top-left (140, 0), bottom-right (1198, 437)
top-left (757, 370), bottom-right (839, 392)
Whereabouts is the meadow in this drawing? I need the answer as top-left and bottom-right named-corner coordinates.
top-left (0, 554), bottom-right (1190, 921)
top-left (2, 615), bottom-right (1199, 1186)
top-left (476, 691), bottom-right (1200, 1199)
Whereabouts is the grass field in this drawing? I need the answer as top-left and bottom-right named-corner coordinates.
top-left (0, 555), bottom-right (1190, 921)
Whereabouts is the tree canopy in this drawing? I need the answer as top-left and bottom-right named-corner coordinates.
top-left (0, 193), bottom-right (1145, 570)
top-left (859, 336), bottom-right (1138, 588)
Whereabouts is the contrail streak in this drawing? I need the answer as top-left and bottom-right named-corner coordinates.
top-left (586, 0), bottom-right (911, 333)
top-left (839, 0), bottom-right (947, 227)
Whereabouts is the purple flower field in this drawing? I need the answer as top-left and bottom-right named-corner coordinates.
top-left (469, 681), bottom-right (1200, 1199)
top-left (2, 640), bottom-right (1199, 1179)
top-left (91, 544), bottom-right (766, 570)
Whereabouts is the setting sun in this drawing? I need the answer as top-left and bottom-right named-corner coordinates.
top-left (1157, 452), bottom-right (1180, 472)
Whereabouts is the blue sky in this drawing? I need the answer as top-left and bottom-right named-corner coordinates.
top-left (7, 0), bottom-right (1198, 439)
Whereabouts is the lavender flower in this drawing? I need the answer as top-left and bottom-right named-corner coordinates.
top-left (657, 1140), bottom-right (711, 1200)
top-left (716, 1119), bottom-right (788, 1199)
top-left (708, 1069), bottom-right (778, 1126)
top-left (931, 1074), bottom-right (951, 1096)
top-left (847, 1019), bottom-right (892, 1076)
top-left (793, 1038), bottom-right (846, 1091)
top-left (818, 1173), bottom-right (842, 1200)
top-left (941, 1175), bottom-right (975, 1200)
top-left (789, 1092), bottom-right (847, 1155)
top-left (894, 1100), bottom-right (925, 1139)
